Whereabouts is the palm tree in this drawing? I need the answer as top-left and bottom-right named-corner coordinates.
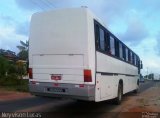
top-left (17, 40), bottom-right (29, 78)
top-left (17, 40), bottom-right (29, 60)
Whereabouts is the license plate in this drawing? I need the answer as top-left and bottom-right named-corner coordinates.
top-left (47, 88), bottom-right (66, 93)
top-left (51, 75), bottom-right (61, 80)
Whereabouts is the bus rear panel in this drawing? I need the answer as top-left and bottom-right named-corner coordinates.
top-left (29, 8), bottom-right (96, 101)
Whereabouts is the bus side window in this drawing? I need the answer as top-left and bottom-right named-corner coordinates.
top-left (136, 57), bottom-right (139, 66)
top-left (126, 48), bottom-right (128, 61)
top-left (130, 51), bottom-right (133, 64)
top-left (105, 32), bottom-right (110, 54)
top-left (110, 36), bottom-right (115, 55)
top-left (99, 28), bottom-right (105, 51)
top-left (95, 24), bottom-right (100, 50)
top-left (128, 50), bottom-right (131, 62)
top-left (115, 39), bottom-right (119, 57)
top-left (123, 45), bottom-right (126, 61)
top-left (132, 53), bottom-right (134, 64)
top-left (134, 55), bottom-right (137, 66)
top-left (119, 42), bottom-right (123, 59)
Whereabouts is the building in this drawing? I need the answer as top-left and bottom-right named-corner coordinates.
top-left (0, 49), bottom-right (17, 61)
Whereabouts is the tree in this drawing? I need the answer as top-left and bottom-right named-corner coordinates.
top-left (17, 40), bottom-right (29, 60)
top-left (0, 56), bottom-right (9, 77)
top-left (17, 50), bottom-right (28, 61)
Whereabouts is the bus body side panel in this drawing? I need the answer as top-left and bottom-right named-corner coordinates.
top-left (95, 52), bottom-right (138, 102)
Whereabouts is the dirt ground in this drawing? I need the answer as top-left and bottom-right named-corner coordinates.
top-left (0, 87), bottom-right (32, 102)
top-left (113, 82), bottom-right (160, 118)
top-left (127, 82), bottom-right (160, 112)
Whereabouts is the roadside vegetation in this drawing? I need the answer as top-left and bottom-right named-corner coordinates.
top-left (0, 40), bottom-right (29, 92)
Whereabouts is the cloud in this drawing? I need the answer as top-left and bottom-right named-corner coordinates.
top-left (0, 15), bottom-right (29, 36)
top-left (130, 37), bottom-right (160, 74)
top-left (15, 21), bottom-right (29, 36)
top-left (15, 0), bottom-right (39, 11)
top-left (15, 0), bottom-right (129, 21)
top-left (142, 56), bottom-right (160, 74)
top-left (0, 14), bottom-right (13, 22)
top-left (0, 27), bottom-right (28, 53)
top-left (0, 14), bottom-right (16, 26)
top-left (118, 19), bottom-right (149, 46)
top-left (155, 32), bottom-right (160, 55)
top-left (142, 0), bottom-right (160, 11)
top-left (15, 0), bottom-right (63, 11)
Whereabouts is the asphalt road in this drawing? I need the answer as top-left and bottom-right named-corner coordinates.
top-left (0, 80), bottom-right (156, 116)
top-left (139, 80), bottom-right (156, 92)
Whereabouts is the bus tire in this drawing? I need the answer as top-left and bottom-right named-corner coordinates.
top-left (114, 83), bottom-right (123, 105)
top-left (133, 88), bottom-right (139, 93)
top-left (133, 80), bottom-right (139, 93)
top-left (133, 86), bottom-right (139, 94)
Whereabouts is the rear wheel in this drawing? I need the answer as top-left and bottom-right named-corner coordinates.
top-left (114, 84), bottom-right (123, 105)
top-left (133, 86), bottom-right (139, 93)
top-left (133, 80), bottom-right (139, 93)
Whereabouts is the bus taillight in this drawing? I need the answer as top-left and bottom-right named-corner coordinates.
top-left (29, 68), bottom-right (33, 79)
top-left (84, 69), bottom-right (92, 82)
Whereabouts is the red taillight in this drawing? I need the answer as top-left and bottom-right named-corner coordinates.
top-left (29, 68), bottom-right (33, 79)
top-left (84, 69), bottom-right (92, 82)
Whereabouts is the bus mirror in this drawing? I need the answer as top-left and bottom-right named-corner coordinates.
top-left (140, 61), bottom-right (143, 69)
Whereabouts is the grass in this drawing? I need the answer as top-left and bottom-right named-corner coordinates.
top-left (0, 74), bottom-right (29, 92)
top-left (0, 85), bottom-right (28, 92)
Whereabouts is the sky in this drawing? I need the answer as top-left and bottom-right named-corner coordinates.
top-left (0, 0), bottom-right (160, 75)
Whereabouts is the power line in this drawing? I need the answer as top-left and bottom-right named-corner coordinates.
top-left (42, 0), bottom-right (55, 9)
top-left (39, 0), bottom-right (53, 9)
top-left (36, 0), bottom-right (50, 10)
top-left (45, 0), bottom-right (56, 8)
top-left (30, 0), bottom-right (56, 11)
top-left (30, 0), bottom-right (45, 11)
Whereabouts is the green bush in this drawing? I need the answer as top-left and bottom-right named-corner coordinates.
top-left (0, 74), bottom-right (18, 86)
top-left (16, 79), bottom-right (29, 92)
top-left (0, 74), bottom-right (29, 92)
top-left (8, 64), bottom-right (17, 74)
top-left (0, 56), bottom-right (9, 77)
top-left (0, 55), bottom-right (29, 92)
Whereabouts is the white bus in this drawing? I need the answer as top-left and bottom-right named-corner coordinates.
top-left (29, 8), bottom-right (143, 104)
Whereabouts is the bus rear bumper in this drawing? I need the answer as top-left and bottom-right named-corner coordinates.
top-left (29, 82), bottom-right (95, 101)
